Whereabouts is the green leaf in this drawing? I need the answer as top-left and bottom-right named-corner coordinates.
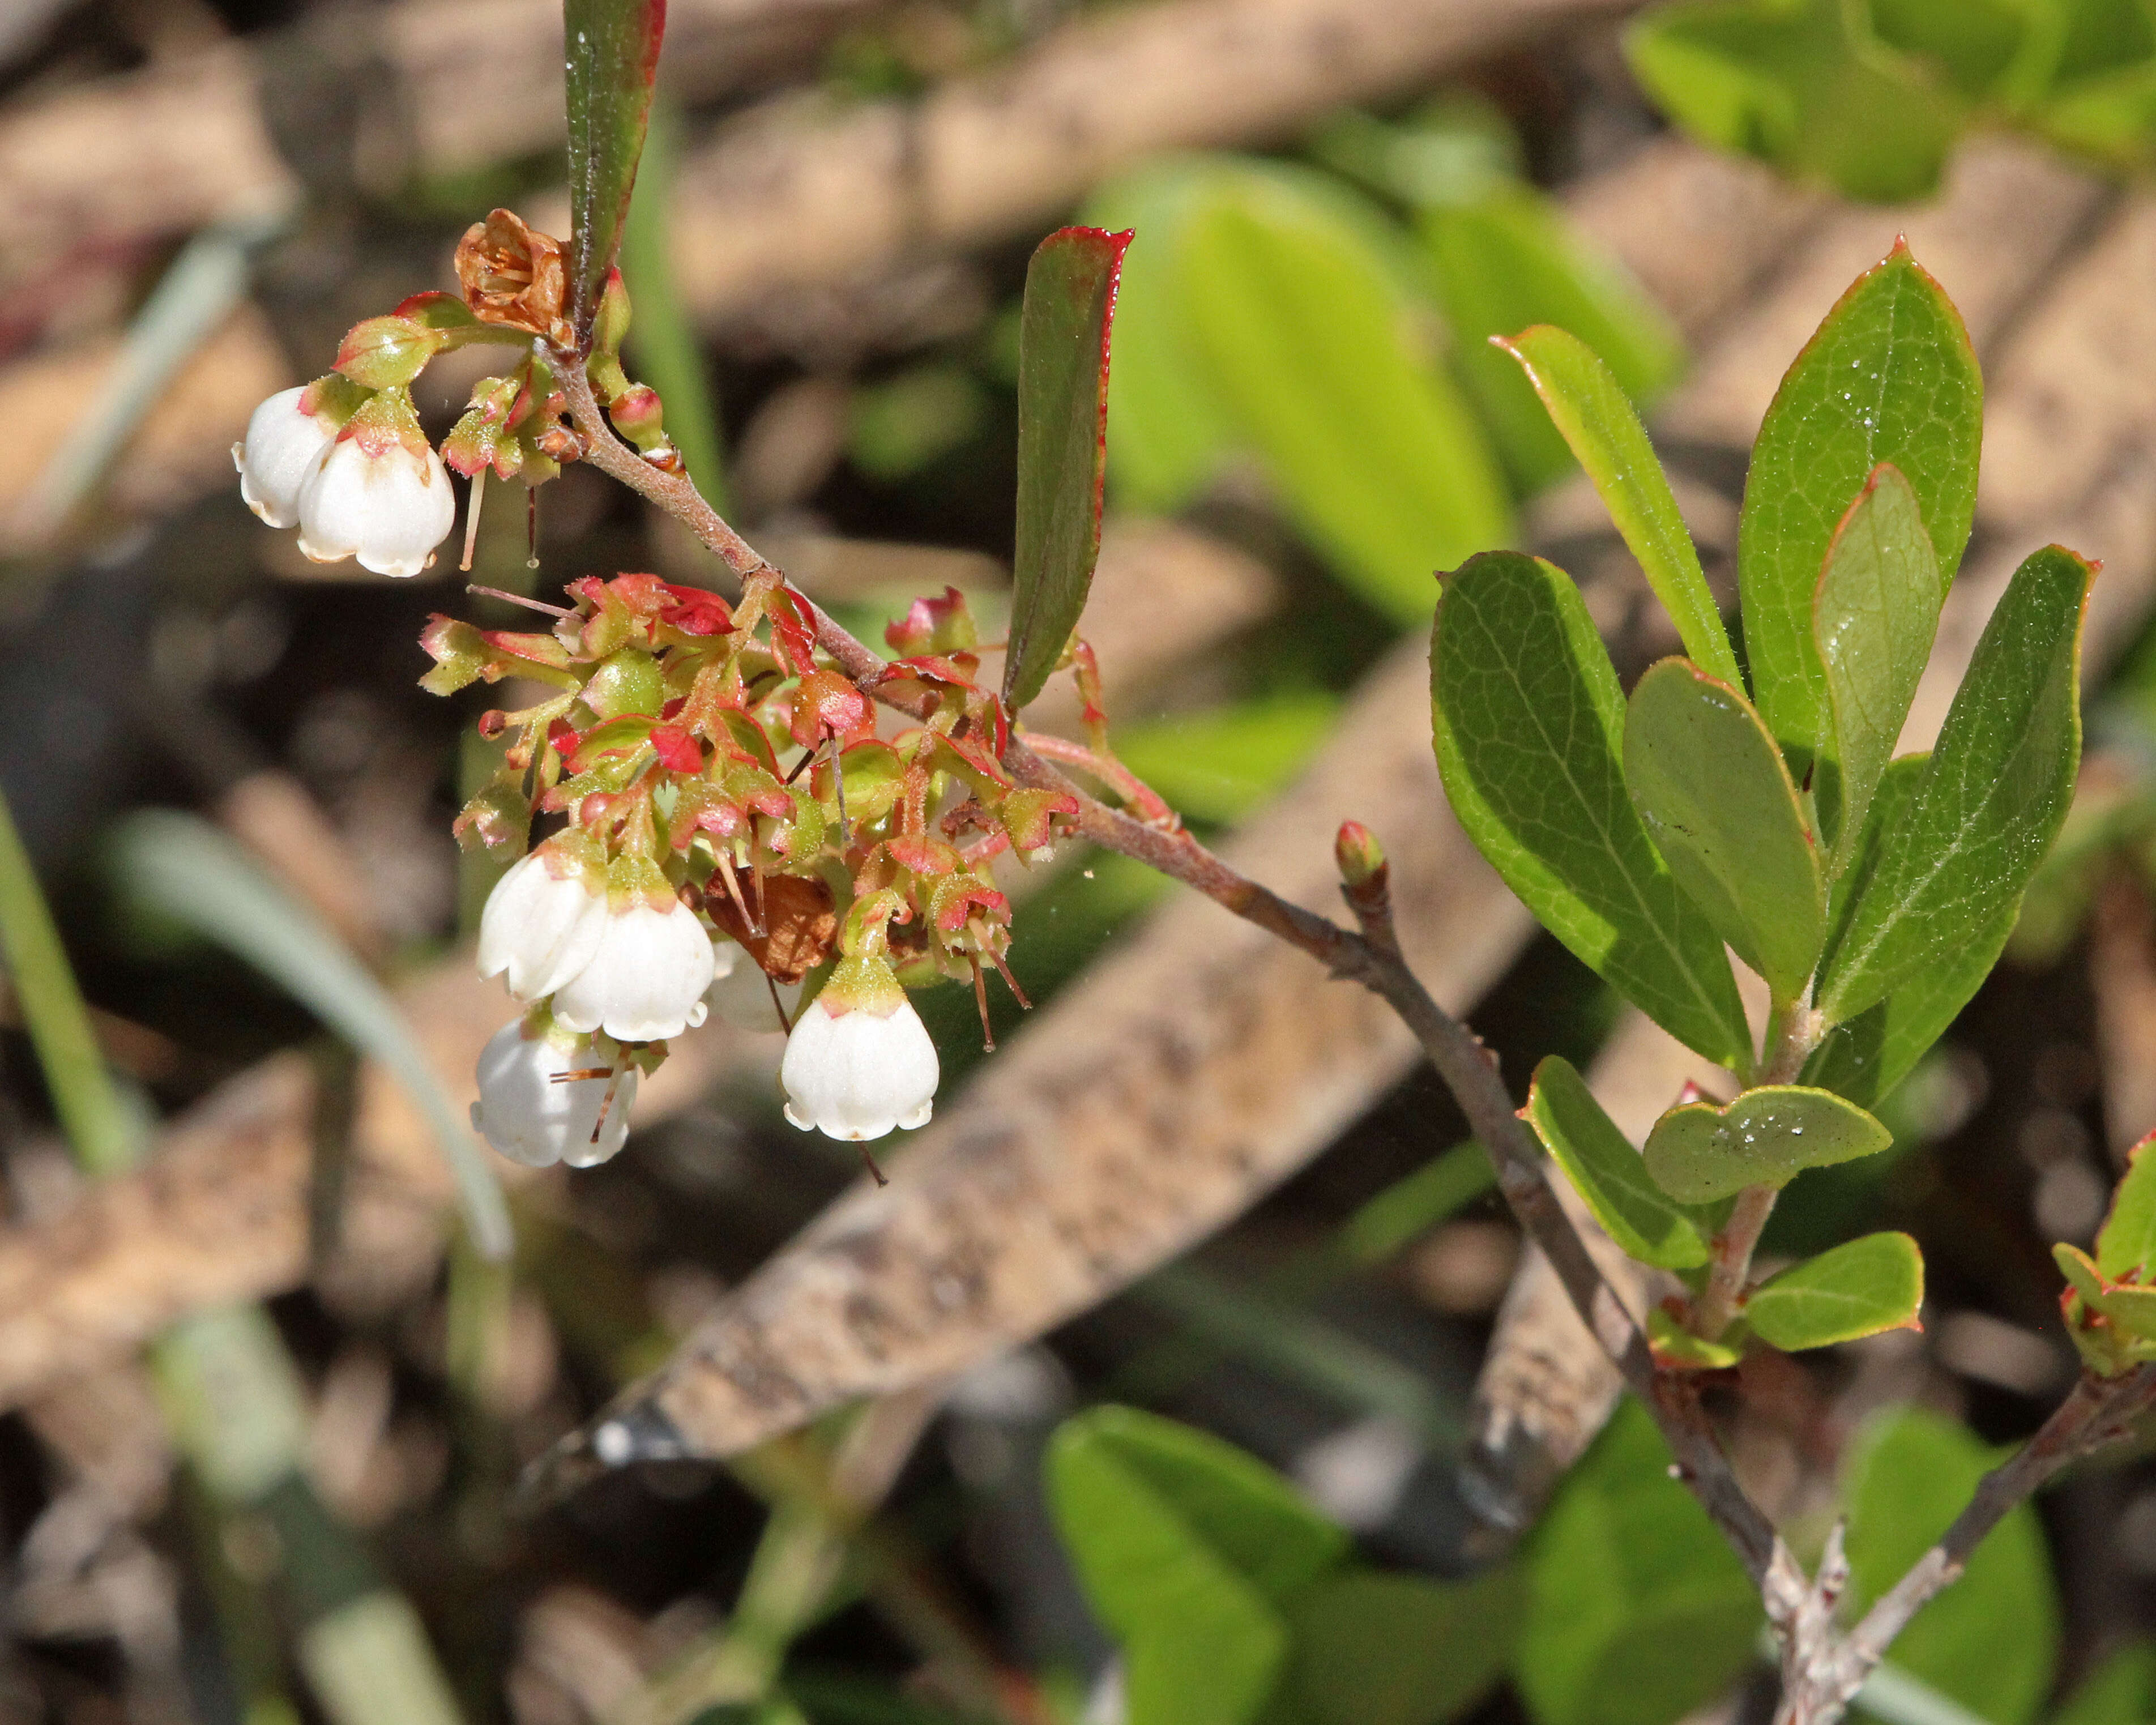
top-left (1623, 0), bottom-right (1969, 203)
top-left (1813, 464), bottom-right (1944, 858)
top-left (563, 0), bottom-right (667, 347)
top-left (2061, 1241), bottom-right (2156, 1348)
top-left (1817, 544), bottom-right (2093, 1024)
top-left (1048, 1407), bottom-right (1348, 1725)
top-left (1179, 183), bottom-right (1513, 622)
top-left (1111, 691), bottom-right (1340, 826)
top-left (1736, 242), bottom-right (1982, 789)
top-left (1624, 657), bottom-right (1824, 1003)
top-left (1080, 164), bottom-right (1239, 514)
top-left (1522, 1056), bottom-right (1713, 1269)
top-left (1495, 326), bottom-right (1735, 686)
top-left (1743, 1231), bottom-right (1923, 1350)
top-left (2048, 1640), bottom-right (2156, 1725)
top-left (1050, 1406), bottom-right (1348, 1601)
top-left (1647, 1306), bottom-right (1745, 1370)
top-left (103, 812), bottom-right (511, 1258)
top-left (1421, 189), bottom-right (1685, 499)
top-left (1287, 1569), bottom-right (1521, 1725)
top-left (2097, 1129), bottom-right (2156, 1283)
top-left (1801, 755), bottom-right (2014, 1105)
top-left (1431, 551), bottom-right (1750, 1067)
top-left (1841, 1406), bottom-right (2061, 1724)
top-left (1516, 1400), bottom-right (1759, 1725)
top-left (1005, 226), bottom-right (1130, 712)
top-left (1642, 1085), bottom-right (1893, 1203)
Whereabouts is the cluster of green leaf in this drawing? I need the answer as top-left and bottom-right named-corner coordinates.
top-left (1628, 0), bottom-right (2156, 202)
top-left (1043, 1398), bottom-right (2109, 1725)
top-left (1081, 100), bottom-right (1683, 625)
top-left (1431, 244), bottom-right (2093, 1358)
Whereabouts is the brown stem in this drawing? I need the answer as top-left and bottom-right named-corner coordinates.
top-left (1774, 1363), bottom-right (2156, 1722)
top-left (1018, 732), bottom-right (1180, 827)
top-left (1695, 1184), bottom-right (1778, 1342)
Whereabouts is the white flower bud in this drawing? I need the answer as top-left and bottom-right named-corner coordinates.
top-left (477, 849), bottom-right (608, 1002)
top-left (469, 1019), bottom-right (635, 1168)
top-left (296, 414), bottom-right (456, 578)
top-left (233, 386), bottom-right (339, 528)
top-left (550, 899), bottom-right (718, 1042)
top-left (780, 990), bottom-right (940, 1142)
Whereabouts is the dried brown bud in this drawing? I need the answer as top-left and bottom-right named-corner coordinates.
top-left (708, 870), bottom-right (838, 983)
top-left (535, 424), bottom-right (584, 464)
top-left (455, 209), bottom-right (573, 347)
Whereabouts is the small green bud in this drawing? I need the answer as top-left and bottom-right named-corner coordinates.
top-left (583, 646), bottom-right (665, 720)
top-left (1335, 821), bottom-right (1387, 891)
top-left (335, 315), bottom-right (445, 390)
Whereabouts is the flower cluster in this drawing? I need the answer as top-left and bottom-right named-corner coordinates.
top-left (425, 568), bottom-right (1074, 1168)
top-left (234, 204), bottom-right (1074, 1175)
top-left (233, 210), bottom-right (682, 580)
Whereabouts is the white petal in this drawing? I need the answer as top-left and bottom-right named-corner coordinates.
top-left (551, 901), bottom-right (717, 1041)
top-left (235, 387), bottom-right (335, 528)
top-left (296, 437), bottom-right (456, 577)
top-left (779, 994), bottom-right (939, 1142)
top-left (477, 851), bottom-right (606, 1002)
top-left (470, 1020), bottom-right (637, 1168)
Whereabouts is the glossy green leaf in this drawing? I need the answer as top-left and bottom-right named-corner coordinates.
top-left (1048, 1406), bottom-right (1348, 1725)
top-left (1423, 191), bottom-right (1685, 499)
top-left (1432, 551), bottom-right (1750, 1067)
top-left (563, 0), bottom-right (666, 347)
top-left (1643, 1085), bottom-right (1893, 1203)
top-left (1287, 1569), bottom-right (1521, 1725)
top-left (1817, 544), bottom-right (2093, 1024)
top-left (1842, 1405), bottom-right (2061, 1724)
top-left (1802, 754), bottom-right (2013, 1105)
top-left (1005, 227), bottom-right (1130, 712)
top-left (2097, 1129), bottom-right (2156, 1283)
top-left (1080, 163), bottom-right (1238, 514)
top-left (1744, 1231), bottom-right (1924, 1350)
top-left (1736, 242), bottom-right (1982, 788)
top-left (1496, 326), bottom-right (1734, 686)
top-left (1516, 1401), bottom-right (1759, 1725)
top-left (1523, 1056), bottom-right (1712, 1270)
top-left (1624, 657), bottom-right (1824, 1002)
top-left (1623, 0), bottom-right (1969, 203)
top-left (1180, 188), bottom-right (1513, 622)
top-left (1814, 464), bottom-right (1943, 858)
top-left (2048, 1639), bottom-right (2156, 1725)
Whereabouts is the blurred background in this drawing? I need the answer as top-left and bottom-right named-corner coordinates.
top-left (6, 0), bottom-right (2156, 1720)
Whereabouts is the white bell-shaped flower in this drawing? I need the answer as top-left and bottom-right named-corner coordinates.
top-left (550, 897), bottom-right (718, 1042)
top-left (477, 848), bottom-right (608, 1002)
top-left (295, 386), bottom-right (456, 577)
top-left (781, 972), bottom-right (940, 1143)
top-left (233, 384), bottom-right (344, 528)
top-left (469, 1018), bottom-right (636, 1168)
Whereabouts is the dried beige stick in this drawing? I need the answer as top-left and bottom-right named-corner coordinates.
top-left (0, 0), bottom-right (872, 305)
top-left (654, 0), bottom-right (1638, 326)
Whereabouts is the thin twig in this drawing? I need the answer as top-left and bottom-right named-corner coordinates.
top-left (559, 355), bottom-right (2156, 1713)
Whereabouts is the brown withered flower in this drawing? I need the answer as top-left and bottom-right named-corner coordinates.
top-left (455, 210), bottom-right (573, 347)
top-left (707, 871), bottom-right (838, 984)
